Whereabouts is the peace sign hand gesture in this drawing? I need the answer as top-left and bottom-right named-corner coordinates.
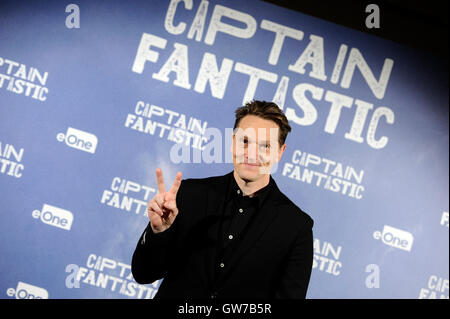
top-left (147, 168), bottom-right (182, 234)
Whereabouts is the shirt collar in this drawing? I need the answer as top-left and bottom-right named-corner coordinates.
top-left (226, 171), bottom-right (273, 209)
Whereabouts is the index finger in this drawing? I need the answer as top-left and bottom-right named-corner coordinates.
top-left (155, 168), bottom-right (166, 194)
top-left (169, 171), bottom-right (182, 195)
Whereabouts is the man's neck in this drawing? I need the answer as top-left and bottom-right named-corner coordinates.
top-left (233, 170), bottom-right (270, 197)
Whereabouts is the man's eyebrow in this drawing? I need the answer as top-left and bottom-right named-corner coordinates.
top-left (234, 134), bottom-right (274, 143)
top-left (236, 136), bottom-right (272, 143)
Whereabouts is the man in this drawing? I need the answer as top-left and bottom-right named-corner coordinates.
top-left (132, 100), bottom-right (314, 299)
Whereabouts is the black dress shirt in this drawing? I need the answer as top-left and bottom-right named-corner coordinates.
top-left (214, 174), bottom-right (273, 281)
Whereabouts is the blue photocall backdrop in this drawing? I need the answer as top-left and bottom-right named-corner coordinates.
top-left (0, 0), bottom-right (448, 299)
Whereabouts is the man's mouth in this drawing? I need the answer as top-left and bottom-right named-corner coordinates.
top-left (242, 162), bottom-right (260, 167)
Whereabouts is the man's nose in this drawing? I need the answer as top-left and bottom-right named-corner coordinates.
top-left (245, 143), bottom-right (258, 163)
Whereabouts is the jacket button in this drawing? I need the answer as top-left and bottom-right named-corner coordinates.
top-left (210, 292), bottom-right (217, 299)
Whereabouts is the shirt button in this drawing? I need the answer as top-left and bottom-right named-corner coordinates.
top-left (228, 235), bottom-right (233, 240)
top-left (239, 208), bottom-right (243, 213)
top-left (237, 190), bottom-right (240, 194)
top-left (220, 263), bottom-right (225, 268)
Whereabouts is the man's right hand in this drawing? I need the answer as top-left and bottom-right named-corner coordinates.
top-left (147, 168), bottom-right (182, 234)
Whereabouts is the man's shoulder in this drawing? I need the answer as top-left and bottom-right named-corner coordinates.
top-left (181, 172), bottom-right (229, 187)
top-left (178, 172), bottom-right (230, 196)
top-left (274, 186), bottom-right (314, 228)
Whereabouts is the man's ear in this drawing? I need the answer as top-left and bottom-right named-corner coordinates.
top-left (277, 143), bottom-right (287, 162)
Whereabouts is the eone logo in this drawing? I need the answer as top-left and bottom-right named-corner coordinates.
top-left (6, 281), bottom-right (49, 299)
top-left (32, 204), bottom-right (74, 231)
top-left (57, 127), bottom-right (98, 154)
top-left (373, 225), bottom-right (413, 252)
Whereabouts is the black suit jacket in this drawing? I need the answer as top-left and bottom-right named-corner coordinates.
top-left (131, 171), bottom-right (314, 299)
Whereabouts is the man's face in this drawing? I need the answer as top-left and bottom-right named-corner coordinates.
top-left (231, 115), bottom-right (287, 182)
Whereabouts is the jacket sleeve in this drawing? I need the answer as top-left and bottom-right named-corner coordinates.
top-left (131, 180), bottom-right (185, 284)
top-left (274, 216), bottom-right (314, 299)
